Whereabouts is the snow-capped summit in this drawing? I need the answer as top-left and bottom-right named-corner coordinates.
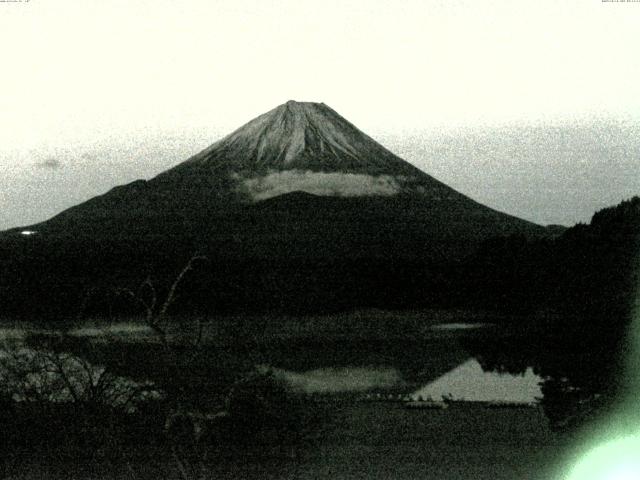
top-left (184, 100), bottom-right (421, 175)
top-left (157, 101), bottom-right (454, 201)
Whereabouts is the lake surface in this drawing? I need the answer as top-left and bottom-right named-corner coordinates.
top-left (0, 321), bottom-right (545, 401)
top-left (0, 318), bottom-right (608, 479)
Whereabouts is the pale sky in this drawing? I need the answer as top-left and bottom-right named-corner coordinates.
top-left (1, 0), bottom-right (640, 229)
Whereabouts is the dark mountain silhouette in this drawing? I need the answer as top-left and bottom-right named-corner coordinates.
top-left (0, 101), bottom-right (552, 319)
top-left (6, 101), bottom-right (542, 238)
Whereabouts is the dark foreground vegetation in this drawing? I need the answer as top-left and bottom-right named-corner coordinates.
top-left (0, 330), bottom-right (327, 480)
top-left (0, 321), bottom-right (576, 480)
top-left (0, 196), bottom-right (637, 327)
top-left (0, 197), bottom-right (638, 478)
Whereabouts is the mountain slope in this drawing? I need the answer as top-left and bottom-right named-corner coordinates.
top-left (9, 100), bottom-right (541, 237)
top-left (172, 100), bottom-right (424, 174)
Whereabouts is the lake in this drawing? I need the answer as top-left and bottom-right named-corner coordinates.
top-left (0, 313), bottom-right (613, 479)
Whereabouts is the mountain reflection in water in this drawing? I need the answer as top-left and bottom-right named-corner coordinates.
top-left (0, 319), bottom-right (624, 431)
top-left (411, 358), bottom-right (542, 403)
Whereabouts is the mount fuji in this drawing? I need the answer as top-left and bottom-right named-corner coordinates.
top-left (1, 101), bottom-right (549, 317)
top-left (10, 101), bottom-right (540, 238)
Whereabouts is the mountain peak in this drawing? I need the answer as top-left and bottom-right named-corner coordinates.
top-left (284, 99), bottom-right (323, 107)
top-left (278, 100), bottom-right (329, 120)
top-left (179, 101), bottom-right (423, 176)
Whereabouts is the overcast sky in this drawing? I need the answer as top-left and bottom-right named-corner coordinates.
top-left (1, 0), bottom-right (639, 229)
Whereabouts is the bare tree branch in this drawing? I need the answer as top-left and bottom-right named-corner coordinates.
top-left (159, 254), bottom-right (208, 320)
